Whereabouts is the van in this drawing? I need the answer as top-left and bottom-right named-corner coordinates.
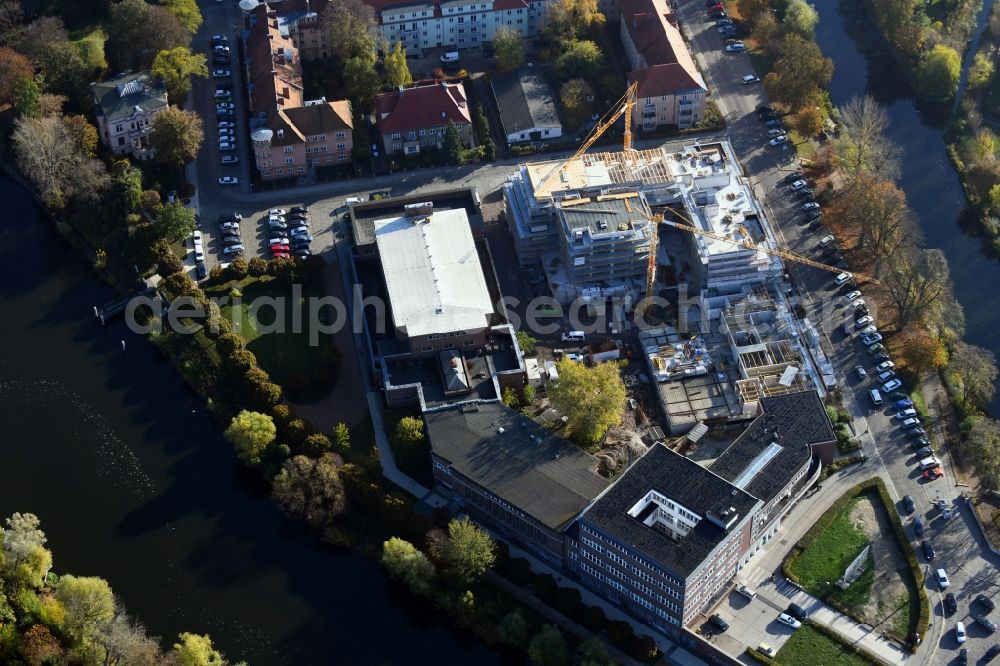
top-left (561, 330), bottom-right (585, 342)
top-left (869, 389), bottom-right (883, 406)
top-left (919, 456), bottom-right (940, 470)
top-left (440, 51), bottom-right (459, 63)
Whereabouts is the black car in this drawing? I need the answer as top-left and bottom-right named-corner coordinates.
top-left (219, 212), bottom-right (242, 222)
top-left (833, 259), bottom-right (850, 270)
top-left (292, 242), bottom-right (311, 252)
top-left (855, 305), bottom-right (870, 317)
top-left (944, 592), bottom-right (958, 615)
top-left (808, 219), bottom-right (823, 231)
top-left (221, 233), bottom-right (241, 244)
top-left (977, 615), bottom-right (998, 633)
top-left (907, 428), bottom-right (928, 439)
top-left (921, 539), bottom-right (935, 562)
top-left (757, 103), bottom-right (775, 114)
top-left (805, 209), bottom-right (823, 220)
top-left (910, 437), bottom-right (931, 449)
top-left (196, 260), bottom-right (208, 280)
top-left (795, 188), bottom-right (815, 200)
top-left (913, 516), bottom-right (924, 537)
top-left (984, 643), bottom-right (1000, 661)
top-left (958, 648), bottom-right (968, 666)
top-left (977, 595), bottom-right (997, 612)
top-left (902, 495), bottom-right (915, 513)
top-left (290, 206), bottom-right (309, 215)
top-left (708, 614), bottom-right (729, 632)
top-left (786, 603), bottom-right (809, 621)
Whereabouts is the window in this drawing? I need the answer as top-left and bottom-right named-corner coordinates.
top-left (297, 166), bottom-right (305, 172)
top-left (336, 142), bottom-right (346, 150)
top-left (418, 129), bottom-right (425, 137)
top-left (262, 171), bottom-right (270, 177)
top-left (115, 124), bottom-right (123, 132)
top-left (277, 168), bottom-right (284, 175)
top-left (285, 157), bottom-right (294, 164)
top-left (335, 131), bottom-right (345, 138)
top-left (283, 146), bottom-right (293, 153)
top-left (117, 137), bottom-right (125, 146)
top-left (327, 155), bottom-right (334, 163)
top-left (393, 142), bottom-right (401, 150)
top-left (392, 132), bottom-right (401, 140)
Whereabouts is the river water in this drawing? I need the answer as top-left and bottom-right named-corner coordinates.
top-left (0, 173), bottom-right (505, 664)
top-left (815, 0), bottom-right (1000, 415)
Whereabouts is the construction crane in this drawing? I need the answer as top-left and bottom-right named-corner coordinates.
top-left (641, 211), bottom-right (876, 312)
top-left (533, 82), bottom-right (638, 198)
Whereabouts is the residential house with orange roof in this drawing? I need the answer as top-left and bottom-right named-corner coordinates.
top-left (374, 81), bottom-right (473, 156)
top-left (244, 3), bottom-right (354, 180)
top-left (620, 0), bottom-right (707, 130)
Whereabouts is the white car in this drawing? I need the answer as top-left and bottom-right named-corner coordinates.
top-left (790, 179), bottom-right (808, 190)
top-left (802, 202), bottom-right (820, 211)
top-left (882, 378), bottom-right (902, 392)
top-left (735, 584), bottom-right (756, 600)
top-left (269, 236), bottom-right (290, 245)
top-left (863, 332), bottom-right (883, 345)
top-left (956, 621), bottom-right (966, 643)
top-left (216, 102), bottom-right (235, 110)
top-left (268, 208), bottom-right (287, 216)
top-left (214, 89), bottom-right (232, 99)
top-left (855, 315), bottom-right (874, 328)
top-left (192, 230), bottom-right (202, 243)
top-left (860, 325), bottom-right (878, 336)
top-left (878, 361), bottom-right (897, 373)
top-left (213, 69), bottom-right (231, 78)
top-left (219, 128), bottom-right (235, 137)
top-left (219, 141), bottom-right (235, 151)
top-left (845, 290), bottom-right (861, 302)
top-left (219, 176), bottom-right (239, 186)
top-left (211, 34), bottom-right (228, 42)
top-left (770, 135), bottom-right (789, 146)
top-left (777, 613), bottom-right (802, 629)
top-left (221, 155), bottom-right (239, 165)
top-left (896, 408), bottom-right (917, 419)
top-left (855, 366), bottom-right (867, 380)
top-left (724, 42), bottom-right (746, 52)
top-left (835, 272), bottom-right (853, 286)
top-left (218, 121), bottom-right (234, 129)
top-left (219, 222), bottom-right (240, 232)
top-left (741, 74), bottom-right (759, 84)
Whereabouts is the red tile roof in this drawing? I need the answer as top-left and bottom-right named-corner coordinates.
top-left (621, 0), bottom-right (706, 98)
top-left (247, 5), bottom-right (304, 123)
top-left (493, 0), bottom-right (528, 9)
top-left (374, 81), bottom-right (473, 134)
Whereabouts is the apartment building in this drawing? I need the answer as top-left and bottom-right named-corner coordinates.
top-left (374, 81), bottom-right (474, 155)
top-left (245, 3), bottom-right (353, 180)
top-left (620, 0), bottom-right (707, 130)
top-left (375, 0), bottom-right (545, 53)
top-left (91, 72), bottom-right (168, 160)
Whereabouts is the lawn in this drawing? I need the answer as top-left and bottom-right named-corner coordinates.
top-left (787, 496), bottom-right (868, 596)
top-left (775, 624), bottom-right (875, 666)
top-left (210, 276), bottom-right (342, 403)
top-left (70, 22), bottom-right (108, 71)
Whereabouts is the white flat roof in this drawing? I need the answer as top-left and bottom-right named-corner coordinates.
top-left (374, 209), bottom-right (493, 339)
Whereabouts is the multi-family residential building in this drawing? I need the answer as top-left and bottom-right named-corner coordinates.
top-left (374, 81), bottom-right (474, 155)
top-left (91, 72), bottom-right (168, 160)
top-left (491, 69), bottom-right (564, 144)
top-left (620, 0), bottom-right (707, 130)
top-left (244, 3), bottom-right (353, 180)
top-left (256, 0), bottom-right (332, 60)
top-left (374, 0), bottom-right (545, 53)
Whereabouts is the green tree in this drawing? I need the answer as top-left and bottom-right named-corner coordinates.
top-left (528, 624), bottom-right (569, 666)
top-left (107, 0), bottom-right (191, 70)
top-left (322, 0), bottom-right (377, 61)
top-left (969, 51), bottom-right (994, 90)
top-left (577, 636), bottom-right (615, 666)
top-left (303, 433), bottom-right (332, 457)
top-left (442, 120), bottom-right (463, 164)
top-left (430, 516), bottom-right (496, 587)
top-left (224, 410), bottom-right (277, 466)
top-left (392, 416), bottom-right (425, 448)
top-left (109, 160), bottom-right (143, 220)
top-left (783, 0), bottom-right (819, 38)
top-left (56, 575), bottom-right (115, 642)
top-left (271, 453), bottom-right (346, 527)
top-left (2, 512), bottom-right (46, 566)
top-left (515, 330), bottom-right (538, 355)
top-left (332, 422), bottom-right (351, 454)
top-left (173, 632), bottom-right (224, 666)
top-left (548, 358), bottom-right (626, 445)
top-left (498, 609), bottom-right (531, 647)
top-left (163, 0), bottom-right (203, 33)
top-left (915, 44), bottom-right (961, 101)
top-left (381, 537), bottom-right (436, 595)
top-left (493, 26), bottom-right (524, 72)
top-left (343, 55), bottom-right (380, 112)
top-left (762, 33), bottom-right (833, 111)
top-left (155, 202), bottom-right (196, 242)
top-left (949, 341), bottom-right (999, 410)
top-left (502, 386), bottom-right (520, 407)
top-left (151, 106), bottom-right (203, 167)
top-left (63, 114), bottom-right (98, 157)
top-left (35, 40), bottom-right (89, 100)
top-left (870, 0), bottom-right (922, 56)
top-left (523, 384), bottom-right (537, 404)
top-left (736, 0), bottom-right (772, 29)
top-left (883, 247), bottom-right (951, 330)
top-left (152, 46), bottom-right (207, 102)
top-left (11, 74), bottom-right (39, 116)
top-left (542, 0), bottom-right (605, 43)
top-left (559, 77), bottom-right (594, 128)
top-left (384, 41), bottom-right (412, 88)
top-left (554, 39), bottom-right (604, 81)
top-left (0, 47), bottom-right (33, 106)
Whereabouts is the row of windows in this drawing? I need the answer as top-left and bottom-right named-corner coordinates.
top-left (580, 524), bottom-right (684, 588)
top-left (261, 165), bottom-right (307, 177)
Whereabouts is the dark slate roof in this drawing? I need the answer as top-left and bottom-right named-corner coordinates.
top-left (559, 195), bottom-right (651, 235)
top-left (425, 402), bottom-right (610, 531)
top-left (581, 444), bottom-right (758, 578)
top-left (92, 72), bottom-right (167, 123)
top-left (490, 69), bottom-right (562, 137)
top-left (710, 391), bottom-right (834, 505)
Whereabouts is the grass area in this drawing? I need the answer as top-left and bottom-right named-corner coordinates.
top-left (827, 553), bottom-right (874, 608)
top-left (70, 22), bottom-right (108, 71)
top-left (788, 128), bottom-right (818, 161)
top-left (787, 496), bottom-right (867, 596)
top-left (209, 276), bottom-right (341, 403)
top-left (776, 624), bottom-right (875, 666)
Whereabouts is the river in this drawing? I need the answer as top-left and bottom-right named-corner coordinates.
top-left (0, 173), bottom-right (507, 665)
top-left (814, 0), bottom-right (1000, 415)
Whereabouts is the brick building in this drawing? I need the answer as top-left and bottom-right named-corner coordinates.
top-left (374, 81), bottom-right (473, 156)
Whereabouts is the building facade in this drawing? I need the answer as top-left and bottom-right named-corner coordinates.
top-left (376, 0), bottom-right (545, 54)
top-left (491, 69), bottom-right (563, 144)
top-left (374, 81), bottom-right (474, 155)
top-left (92, 72), bottom-right (168, 160)
top-left (620, 0), bottom-right (707, 130)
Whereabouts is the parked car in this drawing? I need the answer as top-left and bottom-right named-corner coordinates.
top-left (945, 593), bottom-right (958, 615)
top-left (882, 378), bottom-right (902, 392)
top-left (268, 221), bottom-right (288, 231)
top-left (741, 74), bottom-right (759, 84)
top-left (976, 595), bottom-right (996, 612)
top-left (790, 179), bottom-right (809, 190)
top-left (983, 644), bottom-right (1000, 661)
top-left (268, 208), bottom-right (286, 216)
top-left (911, 438), bottom-right (931, 449)
top-left (907, 427), bottom-right (928, 439)
top-left (978, 616), bottom-right (999, 634)
top-left (758, 103), bottom-right (776, 114)
top-left (221, 155), bottom-right (238, 165)
top-left (213, 69), bottom-right (231, 78)
top-left (901, 417), bottom-right (921, 430)
top-left (216, 102), bottom-right (235, 110)
top-left (902, 495), bottom-right (915, 513)
top-left (956, 621), bottom-right (967, 643)
top-left (894, 399), bottom-right (914, 410)
top-left (867, 343), bottom-right (886, 355)
top-left (290, 206), bottom-right (309, 214)
top-left (219, 222), bottom-right (240, 232)
top-left (724, 42), bottom-right (745, 52)
top-left (913, 516), bottom-right (924, 537)
top-left (922, 540), bottom-right (935, 561)
top-left (220, 234), bottom-right (241, 245)
top-left (786, 603), bottom-right (809, 621)
top-left (735, 584), bottom-right (756, 600)
top-left (936, 568), bottom-right (951, 589)
top-left (270, 244), bottom-right (290, 253)
top-left (757, 644), bottom-right (776, 657)
top-left (770, 135), bottom-right (789, 146)
top-left (222, 244), bottom-right (243, 256)
top-left (803, 202), bottom-right (820, 211)
top-left (708, 614), bottom-right (729, 631)
top-left (196, 261), bottom-right (208, 280)
top-left (896, 408), bottom-right (918, 420)
top-left (834, 272), bottom-right (852, 286)
top-left (863, 332), bottom-right (884, 345)
top-left (777, 613), bottom-right (802, 629)
top-left (218, 141), bottom-right (235, 151)
top-left (855, 315), bottom-right (874, 329)
top-left (268, 236), bottom-right (289, 245)
top-left (214, 89), bottom-right (232, 99)
top-left (216, 108), bottom-right (233, 116)
top-left (218, 176), bottom-right (238, 186)
top-left (218, 121), bottom-right (234, 129)
top-left (915, 446), bottom-right (934, 457)
top-left (765, 118), bottom-right (784, 128)
top-left (924, 467), bottom-right (943, 480)
top-left (855, 366), bottom-right (868, 380)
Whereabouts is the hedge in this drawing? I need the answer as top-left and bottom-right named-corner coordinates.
top-left (782, 477), bottom-right (928, 648)
top-left (803, 619), bottom-right (885, 664)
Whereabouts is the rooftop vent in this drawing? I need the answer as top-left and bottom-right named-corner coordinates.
top-left (497, 427), bottom-right (505, 434)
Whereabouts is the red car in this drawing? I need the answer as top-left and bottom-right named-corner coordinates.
top-left (270, 244), bottom-right (289, 252)
top-left (923, 467), bottom-right (943, 480)
top-left (708, 3), bottom-right (724, 11)
top-left (272, 251), bottom-right (290, 258)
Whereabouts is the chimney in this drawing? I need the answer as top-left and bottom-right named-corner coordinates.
top-left (283, 86), bottom-right (289, 98)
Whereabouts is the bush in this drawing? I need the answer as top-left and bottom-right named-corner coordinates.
top-left (248, 257), bottom-right (268, 277)
top-left (154, 243), bottom-right (183, 276)
top-left (533, 573), bottom-right (557, 604)
top-left (506, 557), bottom-right (533, 585)
top-left (580, 604), bottom-right (606, 632)
top-left (629, 635), bottom-right (659, 661)
top-left (215, 332), bottom-right (245, 357)
top-left (226, 258), bottom-right (249, 280)
top-left (554, 586), bottom-right (581, 619)
top-left (303, 433), bottom-right (332, 457)
top-left (271, 403), bottom-right (298, 428)
top-left (606, 620), bottom-right (634, 649)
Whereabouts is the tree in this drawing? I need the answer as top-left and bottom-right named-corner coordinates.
top-left (151, 106), bottom-right (204, 167)
top-left (393, 416), bottom-right (425, 448)
top-left (2, 512), bottom-right (46, 565)
top-left (0, 0), bottom-right (23, 46)
top-left (949, 342), bottom-right (999, 410)
top-left (56, 575), bottom-right (115, 642)
top-left (271, 453), bottom-right (347, 527)
top-left (6, 16), bottom-right (68, 62)
top-left (0, 46), bottom-right (32, 105)
top-left (155, 203), bottom-right (197, 242)
top-left (966, 417), bottom-right (1000, 489)
top-left (13, 114), bottom-right (108, 208)
top-left (762, 34), bottom-right (833, 112)
top-left (515, 330), bottom-right (538, 355)
top-left (560, 78), bottom-right (594, 128)
top-left (554, 39), bottom-right (605, 81)
top-left (528, 625), bottom-right (569, 666)
top-left (915, 44), bottom-right (961, 102)
top-left (883, 248), bottom-right (951, 330)
top-left (429, 516), bottom-right (496, 587)
top-left (836, 174), bottom-right (911, 276)
top-left (835, 95), bottom-right (901, 179)
top-left (322, 0), bottom-right (377, 61)
top-left (343, 55), bottom-right (380, 112)
top-left (792, 104), bottom-right (824, 139)
top-left (493, 26), bottom-right (525, 72)
top-left (381, 537), bottom-right (436, 595)
top-left (35, 40), bottom-right (89, 100)
top-left (11, 74), bottom-right (39, 116)
top-left (499, 609), bottom-right (531, 647)
top-left (108, 0), bottom-right (191, 70)
top-left (783, 0), bottom-right (819, 38)
top-left (302, 433), bottom-right (332, 457)
top-left (63, 114), bottom-right (98, 157)
top-left (173, 632), bottom-right (224, 666)
top-left (443, 120), bottom-right (463, 164)
top-left (969, 51), bottom-right (994, 90)
top-left (891, 326), bottom-right (947, 376)
top-left (502, 386), bottom-right (520, 407)
top-left (548, 358), bottom-right (626, 445)
top-left (577, 637), bottom-right (615, 666)
top-left (224, 410), bottom-right (277, 466)
top-left (152, 47), bottom-right (207, 103)
top-left (99, 612), bottom-right (165, 666)
top-left (870, 0), bottom-right (922, 56)
top-left (523, 384), bottom-right (537, 404)
top-left (751, 11), bottom-right (781, 53)
top-left (736, 0), bottom-right (772, 29)
top-left (542, 0), bottom-right (605, 43)
top-left (384, 41), bottom-right (412, 88)
top-left (109, 160), bottom-right (144, 221)
top-left (19, 624), bottom-right (62, 666)
top-left (163, 0), bottom-right (203, 33)
top-left (332, 422), bottom-right (351, 454)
